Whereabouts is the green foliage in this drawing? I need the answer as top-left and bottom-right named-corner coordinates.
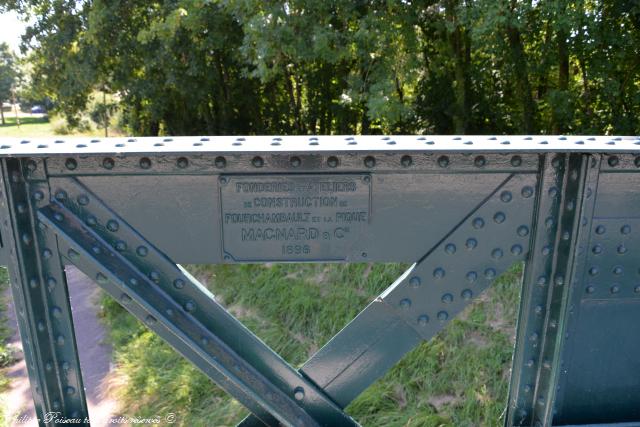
top-left (0, 42), bottom-right (19, 125)
top-left (3, 0), bottom-right (639, 135)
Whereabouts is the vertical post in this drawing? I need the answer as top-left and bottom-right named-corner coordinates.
top-left (0, 158), bottom-right (88, 425)
top-left (507, 153), bottom-right (592, 426)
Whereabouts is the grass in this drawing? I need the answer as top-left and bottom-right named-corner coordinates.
top-left (100, 262), bottom-right (523, 427)
top-left (0, 268), bottom-right (14, 426)
top-left (0, 115), bottom-right (116, 138)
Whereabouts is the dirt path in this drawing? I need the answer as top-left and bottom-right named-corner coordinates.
top-left (1, 267), bottom-right (119, 426)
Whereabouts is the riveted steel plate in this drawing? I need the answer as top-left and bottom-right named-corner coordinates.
top-left (219, 174), bottom-right (371, 261)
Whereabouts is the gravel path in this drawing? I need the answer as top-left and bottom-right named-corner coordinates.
top-left (1, 267), bottom-right (119, 426)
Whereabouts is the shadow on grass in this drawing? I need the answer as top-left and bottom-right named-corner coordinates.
top-left (0, 116), bottom-right (50, 128)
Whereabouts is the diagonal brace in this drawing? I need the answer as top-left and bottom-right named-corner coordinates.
top-left (38, 177), bottom-right (357, 427)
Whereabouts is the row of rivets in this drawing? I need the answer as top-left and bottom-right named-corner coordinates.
top-left (60, 154), bottom-right (532, 171)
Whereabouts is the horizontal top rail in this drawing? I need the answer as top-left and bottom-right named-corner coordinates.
top-left (0, 135), bottom-right (638, 156)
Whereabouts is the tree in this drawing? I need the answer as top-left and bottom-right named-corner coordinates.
top-left (0, 42), bottom-right (18, 125)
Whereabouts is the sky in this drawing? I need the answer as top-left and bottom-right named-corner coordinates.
top-left (0, 11), bottom-right (29, 54)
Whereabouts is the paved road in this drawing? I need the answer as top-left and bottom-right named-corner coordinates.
top-left (1, 267), bottom-right (119, 426)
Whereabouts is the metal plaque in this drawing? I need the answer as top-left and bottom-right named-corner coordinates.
top-left (219, 174), bottom-right (371, 261)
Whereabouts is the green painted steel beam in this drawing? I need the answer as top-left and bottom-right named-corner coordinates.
top-left (0, 136), bottom-right (639, 426)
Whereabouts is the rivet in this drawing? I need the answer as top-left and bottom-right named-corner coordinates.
top-left (437, 155), bottom-right (450, 168)
top-left (96, 273), bottom-right (108, 284)
top-left (215, 156), bottom-right (227, 169)
top-left (521, 186), bottom-right (534, 198)
top-left (433, 268), bottom-right (445, 279)
top-left (542, 245), bottom-right (552, 256)
top-left (37, 321), bottom-right (45, 332)
top-left (526, 359), bottom-right (536, 368)
top-left (52, 400), bottom-right (61, 410)
top-left (493, 212), bottom-right (506, 223)
top-left (115, 241), bottom-right (127, 251)
top-left (409, 276), bottom-right (421, 287)
top-left (466, 238), bottom-right (477, 249)
top-left (401, 155), bottom-right (413, 167)
top-left (472, 217), bottom-right (484, 229)
top-left (26, 159), bottom-right (38, 172)
top-left (145, 315), bottom-right (157, 325)
top-left (139, 157), bottom-right (152, 169)
top-left (588, 266), bottom-right (599, 276)
top-left (634, 285), bottom-right (640, 293)
top-left (55, 190), bottom-right (67, 201)
top-left (461, 289), bottom-right (473, 300)
top-left (136, 246), bottom-right (148, 257)
top-left (16, 203), bottom-right (27, 214)
top-left (534, 305), bottom-right (543, 315)
top-left (492, 248), bottom-right (503, 259)
top-left (466, 271), bottom-right (477, 283)
top-left (417, 315), bottom-right (429, 325)
top-left (149, 271), bottom-right (160, 283)
top-left (608, 156), bottom-right (619, 167)
top-left (613, 266), bottom-right (623, 275)
top-left (102, 158), bottom-right (115, 169)
top-left (65, 158), bottom-right (78, 170)
top-left (500, 191), bottom-right (512, 203)
top-left (29, 278), bottom-right (39, 289)
top-left (437, 311), bottom-right (449, 321)
top-left (517, 225), bottom-right (529, 236)
top-left (290, 156), bottom-right (302, 167)
top-left (166, 308), bottom-right (174, 317)
top-left (548, 187), bottom-right (558, 197)
top-left (106, 219), bottom-right (119, 232)
top-left (511, 244), bottom-right (523, 255)
top-left (177, 157), bottom-right (189, 169)
top-left (562, 230), bottom-right (571, 240)
top-left (554, 275), bottom-right (564, 286)
top-left (566, 200), bottom-right (575, 211)
top-left (129, 278), bottom-right (138, 286)
top-left (86, 215), bottom-right (97, 227)
top-left (174, 279), bottom-right (185, 289)
top-left (511, 155), bottom-right (522, 167)
top-left (78, 194), bottom-right (89, 205)
top-left (441, 293), bottom-right (453, 303)
top-left (484, 268), bottom-right (496, 279)
top-left (21, 233), bottom-right (33, 245)
top-left (444, 243), bottom-right (456, 254)
top-left (545, 217), bottom-right (555, 229)
top-left (474, 156), bottom-right (486, 167)
top-left (45, 361), bottom-right (53, 371)
top-left (610, 284), bottom-right (620, 294)
top-left (327, 156), bottom-right (339, 168)
top-left (399, 298), bottom-right (411, 309)
top-left (184, 300), bottom-right (196, 312)
top-left (47, 277), bottom-right (56, 291)
top-left (293, 387), bottom-right (305, 401)
top-left (56, 334), bottom-right (65, 345)
top-left (92, 246), bottom-right (101, 255)
top-left (120, 293), bottom-right (132, 304)
top-left (523, 384), bottom-right (532, 393)
top-left (585, 285), bottom-right (595, 294)
top-left (65, 386), bottom-right (76, 396)
top-left (42, 248), bottom-right (52, 259)
top-left (621, 224), bottom-right (631, 234)
top-left (364, 156), bottom-right (376, 168)
top-left (543, 360), bottom-right (552, 369)
top-left (33, 191), bottom-right (44, 201)
top-left (530, 332), bottom-right (539, 342)
top-left (252, 156), bottom-right (264, 168)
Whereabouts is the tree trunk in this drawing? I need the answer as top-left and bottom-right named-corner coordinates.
top-left (553, 27), bottom-right (570, 134)
top-left (445, 0), bottom-right (469, 134)
top-left (506, 24), bottom-right (536, 133)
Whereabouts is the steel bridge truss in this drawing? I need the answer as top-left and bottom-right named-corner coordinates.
top-left (0, 135), bottom-right (639, 426)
